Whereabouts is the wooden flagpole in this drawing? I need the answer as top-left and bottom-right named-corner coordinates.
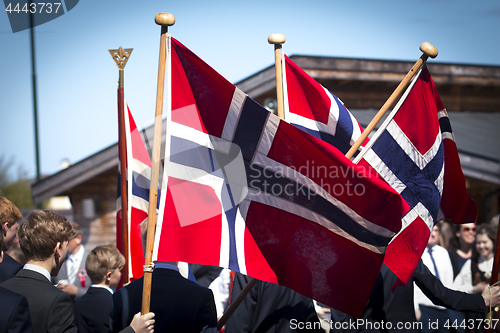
top-left (141, 12), bottom-right (175, 315)
top-left (269, 33), bottom-right (286, 119)
top-left (109, 46), bottom-right (133, 285)
top-left (217, 33), bottom-right (287, 331)
top-left (344, 42), bottom-right (438, 159)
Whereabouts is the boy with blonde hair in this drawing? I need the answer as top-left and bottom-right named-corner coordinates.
top-left (74, 245), bottom-right (154, 333)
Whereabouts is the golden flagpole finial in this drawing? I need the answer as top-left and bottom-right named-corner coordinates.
top-left (109, 46), bottom-right (133, 70)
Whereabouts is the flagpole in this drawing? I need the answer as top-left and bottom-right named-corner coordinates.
top-left (142, 12), bottom-right (175, 315)
top-left (217, 34), bottom-right (287, 331)
top-left (345, 42), bottom-right (438, 159)
top-left (109, 46), bottom-right (133, 285)
top-left (268, 33), bottom-right (286, 119)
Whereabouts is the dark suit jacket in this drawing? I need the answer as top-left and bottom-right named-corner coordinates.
top-left (0, 253), bottom-right (22, 283)
top-left (225, 273), bottom-right (322, 333)
top-left (110, 267), bottom-right (217, 333)
top-left (189, 264), bottom-right (223, 288)
top-left (0, 269), bottom-right (77, 333)
top-left (52, 249), bottom-right (91, 302)
top-left (0, 286), bottom-right (33, 333)
top-left (330, 261), bottom-right (486, 333)
top-left (73, 286), bottom-right (113, 333)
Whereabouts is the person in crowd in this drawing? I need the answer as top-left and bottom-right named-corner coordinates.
top-left (0, 196), bottom-right (23, 282)
top-left (73, 245), bottom-right (124, 332)
top-left (490, 215), bottom-right (499, 234)
top-left (109, 220), bottom-right (217, 332)
top-left (1, 210), bottom-right (155, 333)
top-left (437, 220), bottom-right (454, 251)
top-left (74, 245), bottom-right (155, 333)
top-left (446, 221), bottom-right (477, 330)
top-left (223, 272), bottom-right (322, 333)
top-left (414, 223), bottom-right (459, 333)
top-left (52, 221), bottom-right (91, 302)
top-left (449, 223), bottom-right (477, 280)
top-left (0, 285), bottom-right (33, 333)
top-left (454, 224), bottom-right (497, 332)
top-left (330, 260), bottom-right (500, 333)
top-left (454, 225), bottom-right (496, 294)
top-left (0, 214), bottom-right (33, 332)
top-left (0, 210), bottom-right (78, 332)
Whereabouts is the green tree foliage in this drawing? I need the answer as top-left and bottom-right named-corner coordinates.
top-left (0, 155), bottom-right (35, 209)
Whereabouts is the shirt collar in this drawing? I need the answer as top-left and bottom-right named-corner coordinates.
top-left (154, 262), bottom-right (179, 272)
top-left (24, 264), bottom-right (51, 282)
top-left (91, 284), bottom-right (114, 294)
top-left (426, 244), bottom-right (438, 252)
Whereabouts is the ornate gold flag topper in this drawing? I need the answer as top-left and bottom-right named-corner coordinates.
top-left (109, 47), bottom-right (133, 70)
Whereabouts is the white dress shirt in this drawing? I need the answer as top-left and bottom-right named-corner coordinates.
top-left (414, 244), bottom-right (455, 310)
top-left (66, 245), bottom-right (85, 285)
top-left (209, 268), bottom-right (231, 318)
top-left (453, 255), bottom-right (494, 294)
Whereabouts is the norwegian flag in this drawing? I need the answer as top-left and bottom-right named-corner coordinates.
top-left (283, 55), bottom-right (367, 154)
top-left (116, 103), bottom-right (150, 281)
top-left (151, 37), bottom-right (407, 317)
top-left (354, 67), bottom-right (478, 285)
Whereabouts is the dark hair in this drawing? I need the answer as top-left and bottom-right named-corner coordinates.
top-left (473, 224), bottom-right (497, 259)
top-left (18, 210), bottom-right (74, 261)
top-left (449, 223), bottom-right (476, 251)
top-left (476, 224), bottom-right (496, 243)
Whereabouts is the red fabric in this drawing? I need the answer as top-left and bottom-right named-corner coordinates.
top-left (171, 39), bottom-right (235, 138)
top-left (270, 123), bottom-right (405, 232)
top-left (285, 55), bottom-right (331, 124)
top-left (440, 139), bottom-right (477, 223)
top-left (245, 201), bottom-right (388, 317)
top-left (385, 217), bottom-right (430, 286)
top-left (116, 104), bottom-right (149, 283)
top-left (157, 178), bottom-right (222, 267)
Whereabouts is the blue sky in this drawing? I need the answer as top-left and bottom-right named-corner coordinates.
top-left (1, 0), bottom-right (499, 179)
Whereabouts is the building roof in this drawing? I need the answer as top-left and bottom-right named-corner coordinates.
top-left (238, 55), bottom-right (500, 112)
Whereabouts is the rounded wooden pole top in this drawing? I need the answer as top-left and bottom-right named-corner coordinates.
top-left (155, 13), bottom-right (175, 26)
top-left (420, 42), bottom-right (438, 59)
top-left (268, 33), bottom-right (286, 45)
